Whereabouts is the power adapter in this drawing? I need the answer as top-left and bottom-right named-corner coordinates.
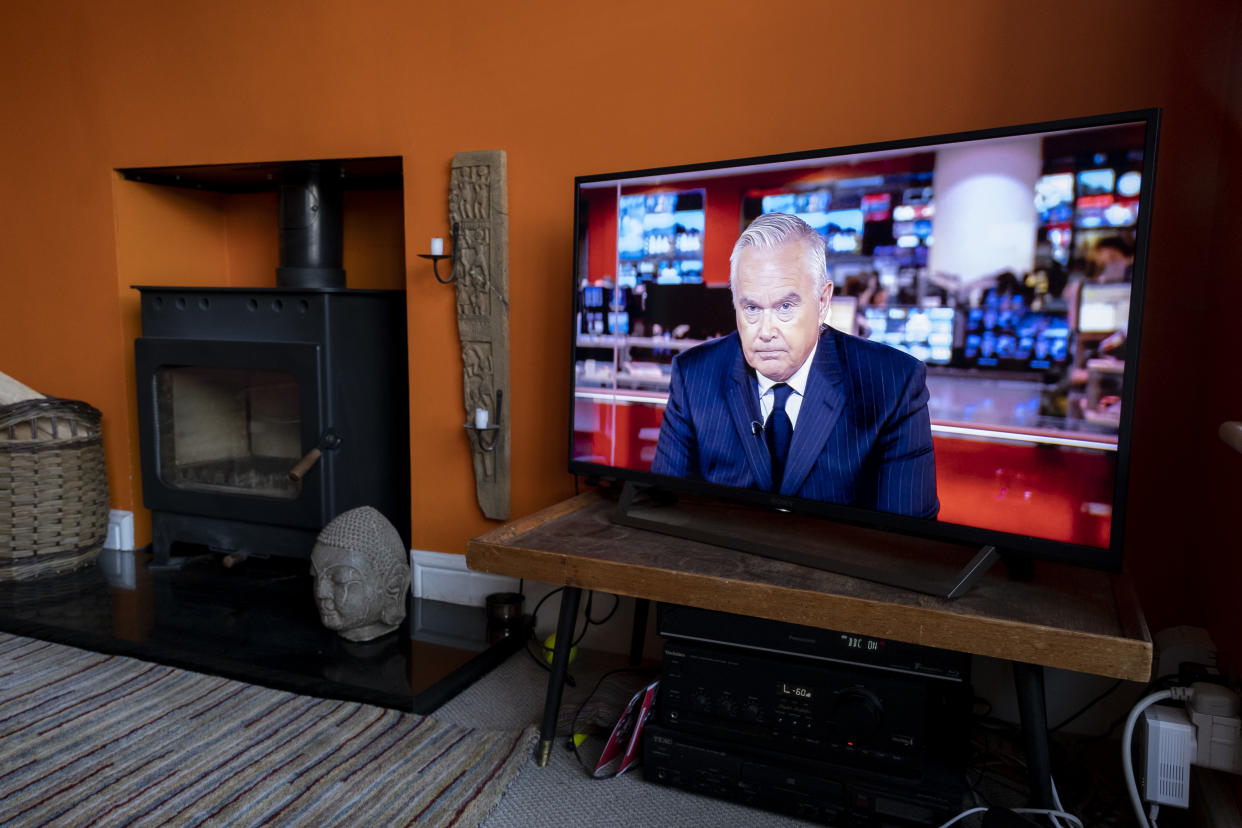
top-left (1141, 705), bottom-right (1195, 807)
top-left (1125, 683), bottom-right (1242, 827)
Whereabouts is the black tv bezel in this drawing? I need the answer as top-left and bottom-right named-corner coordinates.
top-left (567, 108), bottom-right (1160, 573)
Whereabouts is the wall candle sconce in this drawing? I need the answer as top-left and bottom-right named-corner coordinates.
top-left (418, 222), bottom-right (459, 284)
top-left (430, 150), bottom-right (510, 520)
top-left (465, 390), bottom-right (503, 452)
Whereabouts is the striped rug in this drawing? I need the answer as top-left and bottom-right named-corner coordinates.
top-left (0, 633), bottom-right (536, 827)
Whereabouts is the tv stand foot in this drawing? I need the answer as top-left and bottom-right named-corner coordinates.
top-left (944, 545), bottom-right (1000, 598)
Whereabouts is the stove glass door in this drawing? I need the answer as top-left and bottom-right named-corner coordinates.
top-left (136, 337), bottom-right (326, 529)
top-left (155, 366), bottom-right (302, 500)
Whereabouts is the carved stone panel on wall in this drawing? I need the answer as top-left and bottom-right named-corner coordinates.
top-left (450, 150), bottom-right (509, 520)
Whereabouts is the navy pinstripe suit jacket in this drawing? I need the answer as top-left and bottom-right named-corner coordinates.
top-left (650, 327), bottom-right (939, 518)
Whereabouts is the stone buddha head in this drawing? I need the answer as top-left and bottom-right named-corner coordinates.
top-left (310, 506), bottom-right (410, 642)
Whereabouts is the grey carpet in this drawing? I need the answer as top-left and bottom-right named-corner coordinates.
top-left (435, 647), bottom-right (814, 827)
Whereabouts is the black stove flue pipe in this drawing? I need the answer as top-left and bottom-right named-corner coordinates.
top-left (277, 161), bottom-right (346, 289)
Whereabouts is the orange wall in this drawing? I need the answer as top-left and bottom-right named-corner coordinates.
top-left (1, 2), bottom-right (1241, 671)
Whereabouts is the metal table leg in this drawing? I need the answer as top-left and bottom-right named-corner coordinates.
top-left (536, 586), bottom-right (582, 767)
top-left (1013, 661), bottom-right (1054, 808)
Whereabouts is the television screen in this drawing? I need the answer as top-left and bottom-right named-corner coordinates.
top-left (570, 110), bottom-right (1159, 573)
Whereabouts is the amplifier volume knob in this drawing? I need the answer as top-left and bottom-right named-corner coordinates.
top-left (743, 702), bottom-right (763, 722)
top-left (693, 692), bottom-right (711, 711)
top-left (718, 698), bottom-right (738, 718)
top-left (828, 687), bottom-right (883, 743)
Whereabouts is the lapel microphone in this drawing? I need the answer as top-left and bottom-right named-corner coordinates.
top-left (751, 421), bottom-right (763, 436)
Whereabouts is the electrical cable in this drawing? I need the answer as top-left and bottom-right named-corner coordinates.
top-left (1075, 673), bottom-right (1185, 744)
top-left (529, 586), bottom-right (565, 626)
top-left (1049, 776), bottom-right (1068, 828)
top-left (1049, 678), bottom-right (1123, 732)
top-left (938, 807), bottom-right (987, 827)
top-left (585, 592), bottom-right (620, 626)
top-left (965, 701), bottom-right (1082, 828)
top-left (936, 806), bottom-right (1084, 828)
top-left (527, 586), bottom-right (621, 668)
top-left (522, 584), bottom-right (626, 691)
top-left (965, 714), bottom-right (1026, 808)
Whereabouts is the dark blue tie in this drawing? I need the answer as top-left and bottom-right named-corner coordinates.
top-left (766, 383), bottom-right (793, 491)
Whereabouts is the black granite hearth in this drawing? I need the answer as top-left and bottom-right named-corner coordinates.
top-left (0, 548), bottom-right (527, 714)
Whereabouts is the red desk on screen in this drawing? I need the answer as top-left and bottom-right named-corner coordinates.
top-left (573, 397), bottom-right (1115, 548)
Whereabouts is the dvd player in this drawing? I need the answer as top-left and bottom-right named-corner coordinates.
top-left (658, 603), bottom-right (968, 681)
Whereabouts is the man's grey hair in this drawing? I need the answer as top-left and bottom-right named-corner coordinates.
top-left (728, 212), bottom-right (831, 295)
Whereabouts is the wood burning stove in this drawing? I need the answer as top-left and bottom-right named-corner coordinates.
top-left (135, 286), bottom-right (409, 564)
top-left (128, 157), bottom-right (410, 565)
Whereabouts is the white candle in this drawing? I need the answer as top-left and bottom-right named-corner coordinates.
top-left (430, 237), bottom-right (444, 256)
top-left (475, 408), bottom-right (489, 430)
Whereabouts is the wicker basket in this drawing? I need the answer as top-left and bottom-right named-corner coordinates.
top-left (0, 397), bottom-right (109, 581)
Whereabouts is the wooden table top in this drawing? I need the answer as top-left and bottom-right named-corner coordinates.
top-left (466, 491), bottom-right (1151, 682)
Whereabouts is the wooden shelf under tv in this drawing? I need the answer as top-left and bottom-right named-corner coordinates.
top-left (466, 489), bottom-right (1150, 681)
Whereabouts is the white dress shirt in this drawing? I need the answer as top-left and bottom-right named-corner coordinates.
top-left (755, 343), bottom-right (817, 430)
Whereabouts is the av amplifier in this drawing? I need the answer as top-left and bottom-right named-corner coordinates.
top-left (643, 721), bottom-right (965, 827)
top-left (657, 640), bottom-right (970, 777)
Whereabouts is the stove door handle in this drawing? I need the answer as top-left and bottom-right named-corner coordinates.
top-left (289, 431), bottom-right (341, 482)
top-left (288, 447), bottom-right (322, 482)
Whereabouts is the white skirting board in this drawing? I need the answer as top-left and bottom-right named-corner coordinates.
top-left (409, 549), bottom-right (521, 606)
top-left (408, 549), bottom-right (661, 656)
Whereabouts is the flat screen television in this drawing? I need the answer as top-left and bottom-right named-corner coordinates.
top-left (569, 109), bottom-right (1159, 596)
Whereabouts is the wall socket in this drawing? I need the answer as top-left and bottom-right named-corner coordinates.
top-left (105, 510), bottom-right (135, 551)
